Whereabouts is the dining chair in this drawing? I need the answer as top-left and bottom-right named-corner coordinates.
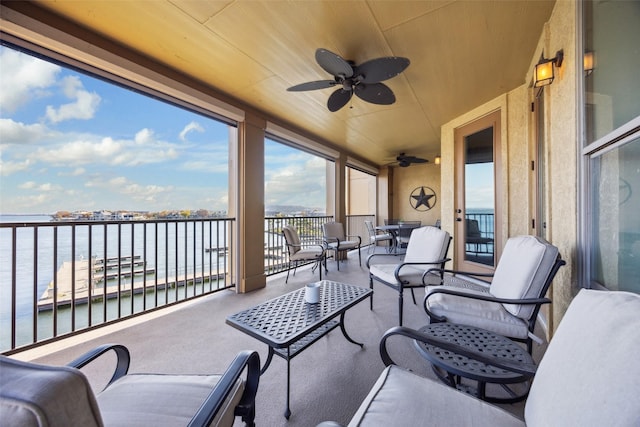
top-left (367, 226), bottom-right (451, 325)
top-left (364, 220), bottom-right (393, 254)
top-left (282, 225), bottom-right (327, 283)
top-left (322, 221), bottom-right (361, 271)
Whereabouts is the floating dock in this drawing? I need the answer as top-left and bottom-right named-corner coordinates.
top-left (37, 257), bottom-right (224, 311)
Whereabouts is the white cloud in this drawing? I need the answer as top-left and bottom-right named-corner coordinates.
top-left (0, 158), bottom-right (32, 176)
top-left (0, 118), bottom-right (53, 145)
top-left (84, 175), bottom-right (174, 205)
top-left (0, 47), bottom-right (61, 114)
top-left (27, 130), bottom-right (180, 167)
top-left (45, 75), bottom-right (101, 123)
top-left (179, 121), bottom-right (204, 142)
top-left (134, 128), bottom-right (154, 144)
top-left (19, 181), bottom-right (37, 190)
top-left (265, 156), bottom-right (325, 207)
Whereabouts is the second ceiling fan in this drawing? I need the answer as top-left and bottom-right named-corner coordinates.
top-left (287, 48), bottom-right (410, 112)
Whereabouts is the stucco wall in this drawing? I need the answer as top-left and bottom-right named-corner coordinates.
top-left (392, 163), bottom-right (442, 227)
top-left (440, 0), bottom-right (579, 334)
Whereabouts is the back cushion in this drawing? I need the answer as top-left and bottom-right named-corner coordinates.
top-left (525, 289), bottom-right (640, 426)
top-left (323, 222), bottom-right (345, 240)
top-left (405, 226), bottom-right (450, 265)
top-left (0, 357), bottom-right (103, 427)
top-left (283, 226), bottom-right (301, 254)
top-left (489, 235), bottom-right (558, 319)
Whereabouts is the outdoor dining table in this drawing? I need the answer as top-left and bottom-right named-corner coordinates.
top-left (376, 223), bottom-right (422, 252)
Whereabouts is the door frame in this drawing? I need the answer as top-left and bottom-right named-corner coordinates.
top-left (454, 110), bottom-right (503, 274)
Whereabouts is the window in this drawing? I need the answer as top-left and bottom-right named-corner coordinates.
top-left (0, 43), bottom-right (233, 217)
top-left (582, 0), bottom-right (640, 293)
top-left (264, 137), bottom-right (328, 216)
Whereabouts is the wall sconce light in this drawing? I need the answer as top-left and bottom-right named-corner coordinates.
top-left (584, 51), bottom-right (594, 76)
top-left (534, 50), bottom-right (564, 88)
top-left (434, 155), bottom-right (441, 165)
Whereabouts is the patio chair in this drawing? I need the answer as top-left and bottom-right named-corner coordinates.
top-left (364, 220), bottom-right (393, 254)
top-left (465, 218), bottom-right (494, 255)
top-left (422, 235), bottom-right (565, 353)
top-left (396, 220), bottom-right (421, 248)
top-left (367, 226), bottom-right (451, 326)
top-left (0, 345), bottom-right (260, 427)
top-left (322, 221), bottom-right (361, 271)
top-left (319, 289), bottom-right (640, 427)
top-left (282, 225), bottom-right (327, 283)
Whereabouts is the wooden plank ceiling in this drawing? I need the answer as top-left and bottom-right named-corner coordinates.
top-left (30, 0), bottom-right (555, 167)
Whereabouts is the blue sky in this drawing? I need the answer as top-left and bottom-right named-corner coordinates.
top-left (0, 45), bottom-right (326, 214)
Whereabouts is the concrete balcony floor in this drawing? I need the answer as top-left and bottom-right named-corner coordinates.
top-left (15, 246), bottom-right (543, 426)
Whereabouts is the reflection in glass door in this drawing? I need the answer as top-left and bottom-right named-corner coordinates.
top-left (455, 110), bottom-right (501, 273)
top-left (464, 128), bottom-right (495, 266)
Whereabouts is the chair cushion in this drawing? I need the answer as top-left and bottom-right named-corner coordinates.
top-left (489, 236), bottom-right (558, 320)
top-left (290, 247), bottom-right (323, 261)
top-left (348, 365), bottom-right (524, 427)
top-left (425, 287), bottom-right (530, 339)
top-left (0, 356), bottom-right (103, 427)
top-left (323, 222), bottom-right (345, 240)
top-left (97, 373), bottom-right (244, 427)
top-left (328, 240), bottom-right (359, 251)
top-left (282, 226), bottom-right (301, 254)
top-left (404, 226), bottom-right (450, 266)
top-left (369, 264), bottom-right (425, 287)
top-left (525, 289), bottom-right (640, 427)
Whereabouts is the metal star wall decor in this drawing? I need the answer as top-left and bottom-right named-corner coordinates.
top-left (410, 186), bottom-right (436, 211)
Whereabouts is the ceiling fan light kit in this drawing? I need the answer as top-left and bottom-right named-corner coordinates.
top-left (288, 48), bottom-right (410, 112)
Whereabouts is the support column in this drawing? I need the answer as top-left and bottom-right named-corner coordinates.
top-left (235, 112), bottom-right (266, 293)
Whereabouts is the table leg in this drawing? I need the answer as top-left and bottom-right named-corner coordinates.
top-left (339, 312), bottom-right (364, 347)
top-left (285, 347), bottom-right (291, 419)
top-left (260, 346), bottom-right (274, 375)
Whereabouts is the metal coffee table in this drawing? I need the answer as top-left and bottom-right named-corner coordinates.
top-left (414, 323), bottom-right (536, 403)
top-left (226, 280), bottom-right (372, 418)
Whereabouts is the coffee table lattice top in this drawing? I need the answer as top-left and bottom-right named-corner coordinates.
top-left (227, 280), bottom-right (370, 346)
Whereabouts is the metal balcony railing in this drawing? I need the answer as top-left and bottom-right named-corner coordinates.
top-left (0, 218), bottom-right (235, 353)
top-left (263, 216), bottom-right (333, 276)
top-left (1, 214), bottom-right (376, 353)
top-left (263, 214), bottom-right (375, 276)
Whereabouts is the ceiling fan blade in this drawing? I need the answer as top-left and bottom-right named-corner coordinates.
top-left (287, 80), bottom-right (336, 91)
top-left (356, 57), bottom-right (410, 83)
top-left (354, 83), bottom-right (396, 105)
top-left (410, 157), bottom-right (428, 163)
top-left (327, 88), bottom-right (352, 112)
top-left (315, 48), bottom-right (353, 78)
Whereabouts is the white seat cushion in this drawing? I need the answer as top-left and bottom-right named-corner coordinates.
top-left (525, 289), bottom-right (640, 426)
top-left (97, 373), bottom-right (244, 427)
top-left (425, 287), bottom-right (530, 339)
top-left (290, 247), bottom-right (323, 261)
top-left (489, 236), bottom-right (558, 320)
top-left (369, 264), bottom-right (426, 287)
top-left (348, 365), bottom-right (524, 427)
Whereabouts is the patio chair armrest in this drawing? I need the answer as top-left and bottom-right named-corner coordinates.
top-left (421, 268), bottom-right (493, 286)
top-left (394, 259), bottom-right (450, 283)
top-left (366, 252), bottom-right (402, 267)
top-left (423, 288), bottom-right (551, 321)
top-left (345, 234), bottom-right (362, 244)
top-left (189, 350), bottom-right (261, 427)
top-left (67, 343), bottom-right (130, 386)
top-left (379, 326), bottom-right (537, 377)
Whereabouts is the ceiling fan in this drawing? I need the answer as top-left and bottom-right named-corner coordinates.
top-left (287, 48), bottom-right (410, 112)
top-left (394, 153), bottom-right (428, 167)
